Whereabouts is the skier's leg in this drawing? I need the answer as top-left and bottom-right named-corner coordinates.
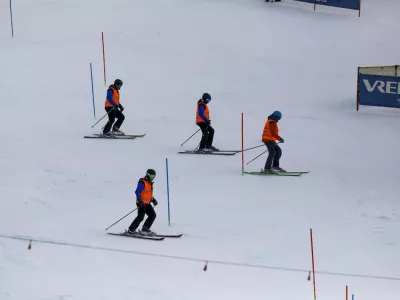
top-left (264, 142), bottom-right (276, 170)
top-left (128, 204), bottom-right (146, 232)
top-left (206, 126), bottom-right (215, 147)
top-left (113, 110), bottom-right (125, 130)
top-left (272, 144), bottom-right (282, 168)
top-left (198, 123), bottom-right (208, 150)
top-left (142, 204), bottom-right (157, 230)
top-left (103, 108), bottom-right (116, 134)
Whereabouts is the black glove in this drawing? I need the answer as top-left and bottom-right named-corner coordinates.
top-left (138, 201), bottom-right (146, 208)
top-left (279, 138), bottom-right (284, 143)
top-left (206, 120), bottom-right (211, 126)
top-left (151, 198), bottom-right (158, 206)
top-left (118, 104), bottom-right (124, 112)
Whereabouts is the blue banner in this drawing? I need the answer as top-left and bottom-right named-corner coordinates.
top-left (359, 74), bottom-right (400, 109)
top-left (295, 0), bottom-right (360, 11)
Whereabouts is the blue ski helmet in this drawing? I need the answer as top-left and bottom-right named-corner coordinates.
top-left (272, 111), bottom-right (282, 118)
top-left (202, 93), bottom-right (211, 102)
top-left (114, 79), bottom-right (123, 87)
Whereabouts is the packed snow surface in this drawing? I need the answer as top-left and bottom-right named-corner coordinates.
top-left (1, 0), bottom-right (400, 299)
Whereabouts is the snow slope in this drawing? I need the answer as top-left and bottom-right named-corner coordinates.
top-left (1, 0), bottom-right (400, 299)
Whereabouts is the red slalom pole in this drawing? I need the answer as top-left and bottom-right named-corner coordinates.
top-left (346, 286), bottom-right (348, 300)
top-left (102, 32), bottom-right (106, 86)
top-left (310, 228), bottom-right (317, 300)
top-left (241, 113), bottom-right (244, 174)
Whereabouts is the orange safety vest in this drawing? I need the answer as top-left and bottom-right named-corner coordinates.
top-left (196, 101), bottom-right (210, 123)
top-left (105, 86), bottom-right (120, 107)
top-left (136, 178), bottom-right (153, 204)
top-left (262, 120), bottom-right (279, 142)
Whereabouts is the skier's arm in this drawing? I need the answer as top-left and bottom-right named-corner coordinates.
top-left (198, 104), bottom-right (209, 122)
top-left (135, 182), bottom-right (145, 201)
top-left (270, 122), bottom-right (281, 140)
top-left (106, 89), bottom-right (117, 107)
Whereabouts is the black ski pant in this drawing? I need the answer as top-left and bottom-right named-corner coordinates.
top-left (264, 142), bottom-right (282, 169)
top-left (103, 106), bottom-right (125, 134)
top-left (128, 203), bottom-right (157, 231)
top-left (197, 123), bottom-right (214, 149)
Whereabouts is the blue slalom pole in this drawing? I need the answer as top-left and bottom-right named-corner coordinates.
top-left (10, 0), bottom-right (14, 38)
top-left (352, 295), bottom-right (354, 300)
top-left (166, 158), bottom-right (171, 227)
top-left (90, 63), bottom-right (96, 118)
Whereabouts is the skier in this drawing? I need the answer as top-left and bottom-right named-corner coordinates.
top-left (127, 169), bottom-right (158, 236)
top-left (103, 79), bottom-right (125, 136)
top-left (261, 111), bottom-right (285, 173)
top-left (196, 93), bottom-right (219, 152)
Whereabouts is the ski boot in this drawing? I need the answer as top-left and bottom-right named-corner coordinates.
top-left (273, 166), bottom-right (286, 172)
top-left (197, 147), bottom-right (211, 153)
top-left (112, 127), bottom-right (125, 135)
top-left (125, 229), bottom-right (138, 236)
top-left (103, 131), bottom-right (113, 136)
top-left (207, 145), bottom-right (220, 152)
top-left (261, 168), bottom-right (278, 174)
top-left (140, 227), bottom-right (157, 236)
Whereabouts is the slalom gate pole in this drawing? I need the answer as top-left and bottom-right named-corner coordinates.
top-left (310, 228), bottom-right (317, 300)
top-left (9, 0), bottom-right (14, 38)
top-left (166, 158), bottom-right (171, 227)
top-left (241, 113), bottom-right (244, 174)
top-left (102, 32), bottom-right (106, 86)
top-left (105, 208), bottom-right (138, 231)
top-left (90, 63), bottom-right (96, 118)
top-left (91, 107), bottom-right (115, 128)
top-left (180, 129), bottom-right (200, 146)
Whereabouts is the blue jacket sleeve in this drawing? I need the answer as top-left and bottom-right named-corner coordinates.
top-left (198, 104), bottom-right (209, 122)
top-left (106, 89), bottom-right (117, 106)
top-left (135, 181), bottom-right (145, 201)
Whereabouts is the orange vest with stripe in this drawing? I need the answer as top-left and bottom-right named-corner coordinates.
top-left (105, 86), bottom-right (120, 107)
top-left (196, 101), bottom-right (210, 123)
top-left (262, 120), bottom-right (279, 142)
top-left (136, 178), bottom-right (153, 204)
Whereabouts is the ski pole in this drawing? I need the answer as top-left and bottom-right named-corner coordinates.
top-left (246, 149), bottom-right (268, 165)
top-left (91, 107), bottom-right (115, 128)
top-left (246, 142), bottom-right (280, 165)
top-left (105, 207), bottom-right (137, 231)
top-left (241, 144), bottom-right (264, 152)
top-left (194, 125), bottom-right (210, 150)
top-left (180, 129), bottom-right (200, 146)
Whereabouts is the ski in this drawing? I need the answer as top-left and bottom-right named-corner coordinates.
top-left (178, 151), bottom-right (236, 156)
top-left (243, 171), bottom-right (304, 177)
top-left (107, 232), bottom-right (164, 241)
top-left (93, 133), bottom-right (146, 138)
top-left (155, 233), bottom-right (183, 238)
top-left (185, 150), bottom-right (236, 155)
top-left (84, 135), bottom-right (137, 140)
